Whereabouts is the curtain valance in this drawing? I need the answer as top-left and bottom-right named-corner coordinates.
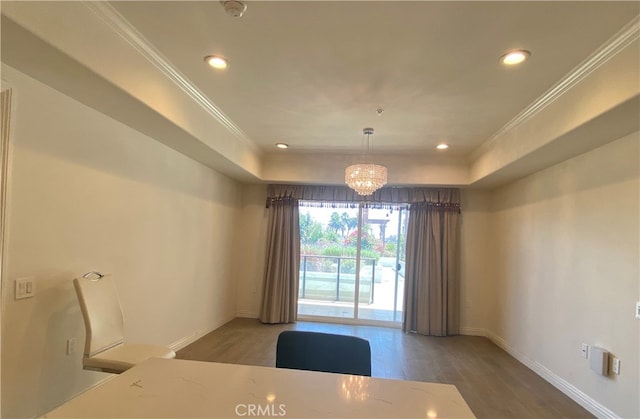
top-left (266, 184), bottom-right (461, 212)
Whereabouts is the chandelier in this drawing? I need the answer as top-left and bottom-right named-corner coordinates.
top-left (345, 128), bottom-right (388, 196)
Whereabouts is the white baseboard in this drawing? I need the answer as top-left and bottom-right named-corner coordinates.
top-left (485, 330), bottom-right (619, 419)
top-left (459, 326), bottom-right (488, 337)
top-left (169, 332), bottom-right (203, 352)
top-left (236, 310), bottom-right (258, 318)
top-left (169, 313), bottom-right (236, 352)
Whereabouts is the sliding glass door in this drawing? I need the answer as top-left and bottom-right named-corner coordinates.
top-left (356, 206), bottom-right (406, 323)
top-left (297, 202), bottom-right (407, 326)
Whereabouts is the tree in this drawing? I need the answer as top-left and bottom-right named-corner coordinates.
top-left (344, 225), bottom-right (379, 251)
top-left (342, 212), bottom-right (358, 236)
top-left (328, 212), bottom-right (345, 236)
top-left (299, 212), bottom-right (323, 245)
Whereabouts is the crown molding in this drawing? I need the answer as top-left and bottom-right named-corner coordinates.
top-left (82, 1), bottom-right (258, 153)
top-left (469, 15), bottom-right (640, 162)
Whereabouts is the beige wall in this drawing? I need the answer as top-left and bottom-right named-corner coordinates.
top-left (487, 132), bottom-right (639, 418)
top-left (459, 189), bottom-right (492, 333)
top-left (233, 133), bottom-right (639, 417)
top-left (2, 59), bottom-right (636, 418)
top-left (0, 66), bottom-right (241, 418)
top-left (234, 183), bottom-right (268, 318)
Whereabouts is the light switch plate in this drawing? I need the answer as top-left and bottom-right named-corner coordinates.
top-left (66, 338), bottom-right (77, 355)
top-left (580, 343), bottom-right (589, 359)
top-left (15, 277), bottom-right (35, 300)
top-left (636, 301), bottom-right (640, 320)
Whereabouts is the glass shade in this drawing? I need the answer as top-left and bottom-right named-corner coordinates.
top-left (345, 163), bottom-right (388, 196)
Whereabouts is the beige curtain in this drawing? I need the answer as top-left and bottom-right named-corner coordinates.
top-left (263, 184), bottom-right (461, 328)
top-left (403, 200), bottom-right (461, 336)
top-left (259, 197), bottom-right (301, 324)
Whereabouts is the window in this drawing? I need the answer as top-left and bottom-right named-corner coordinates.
top-left (298, 202), bottom-right (407, 325)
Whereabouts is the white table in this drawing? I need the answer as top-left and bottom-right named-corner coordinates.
top-left (45, 358), bottom-right (475, 418)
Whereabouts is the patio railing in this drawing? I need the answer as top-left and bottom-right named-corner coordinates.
top-left (299, 255), bottom-right (376, 304)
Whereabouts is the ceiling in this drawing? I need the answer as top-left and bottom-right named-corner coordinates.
top-left (109, 1), bottom-right (637, 156)
top-left (1, 1), bottom-right (639, 187)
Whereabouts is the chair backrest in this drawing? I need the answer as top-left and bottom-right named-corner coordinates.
top-left (276, 331), bottom-right (371, 376)
top-left (73, 274), bottom-right (125, 357)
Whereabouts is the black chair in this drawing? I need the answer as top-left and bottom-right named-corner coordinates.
top-left (275, 330), bottom-right (371, 376)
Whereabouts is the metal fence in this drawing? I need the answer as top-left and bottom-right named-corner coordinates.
top-left (299, 255), bottom-right (377, 304)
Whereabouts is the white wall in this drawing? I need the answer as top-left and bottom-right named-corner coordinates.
top-left (234, 183), bottom-right (268, 318)
top-left (234, 134), bottom-right (640, 417)
top-left (459, 189), bottom-right (492, 334)
top-left (487, 132), bottom-right (639, 418)
top-left (0, 65), bottom-right (241, 418)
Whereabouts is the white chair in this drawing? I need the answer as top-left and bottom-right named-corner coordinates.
top-left (73, 272), bottom-right (175, 373)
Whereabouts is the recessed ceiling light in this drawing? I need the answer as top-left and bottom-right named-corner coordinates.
top-left (204, 55), bottom-right (229, 69)
top-left (436, 143), bottom-right (449, 150)
top-left (275, 143), bottom-right (288, 149)
top-left (500, 50), bottom-right (530, 66)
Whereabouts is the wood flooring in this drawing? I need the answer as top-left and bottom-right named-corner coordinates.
top-left (177, 318), bottom-right (593, 418)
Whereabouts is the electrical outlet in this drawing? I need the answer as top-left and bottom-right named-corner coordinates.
top-left (635, 301), bottom-right (640, 320)
top-left (612, 357), bottom-right (620, 375)
top-left (581, 343), bottom-right (589, 359)
top-left (66, 338), bottom-right (77, 355)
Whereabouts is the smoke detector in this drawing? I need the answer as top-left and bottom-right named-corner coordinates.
top-left (221, 1), bottom-right (247, 18)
